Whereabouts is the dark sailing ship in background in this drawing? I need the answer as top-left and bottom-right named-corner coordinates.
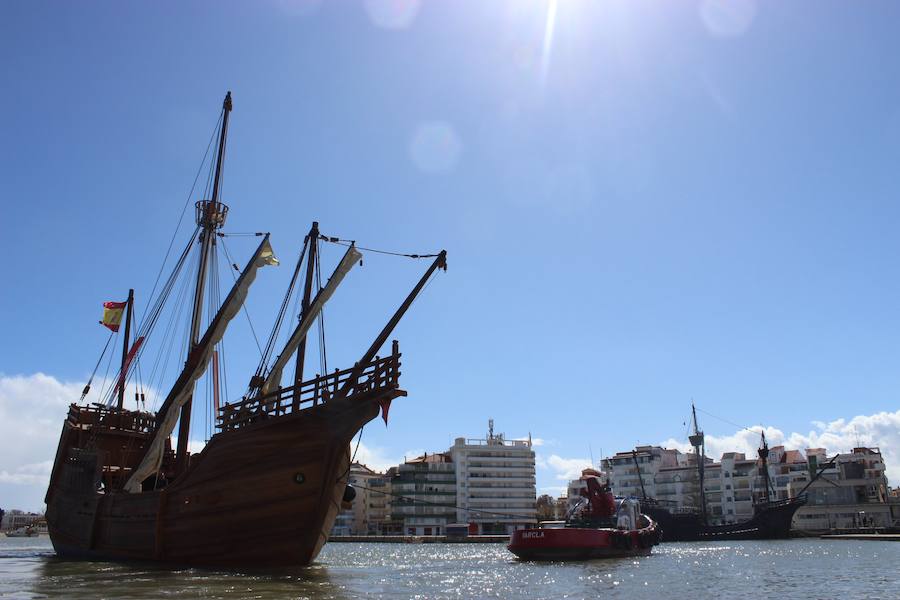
top-left (636, 405), bottom-right (820, 542)
top-left (44, 92), bottom-right (446, 567)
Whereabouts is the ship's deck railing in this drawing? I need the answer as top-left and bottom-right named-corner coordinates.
top-left (217, 346), bottom-right (402, 432)
top-left (67, 404), bottom-right (156, 434)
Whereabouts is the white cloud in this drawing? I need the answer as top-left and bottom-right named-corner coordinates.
top-left (0, 373), bottom-right (161, 510)
top-left (0, 374), bottom-right (85, 509)
top-left (0, 461), bottom-right (53, 486)
top-left (661, 410), bottom-right (900, 485)
top-left (352, 442), bottom-right (408, 473)
top-left (537, 454), bottom-right (592, 482)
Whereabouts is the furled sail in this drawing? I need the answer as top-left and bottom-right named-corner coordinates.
top-left (124, 235), bottom-right (278, 493)
top-left (259, 244), bottom-right (362, 397)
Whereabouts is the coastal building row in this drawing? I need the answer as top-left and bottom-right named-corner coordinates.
top-left (0, 510), bottom-right (45, 532)
top-left (331, 422), bottom-right (538, 536)
top-left (598, 445), bottom-right (899, 531)
top-left (329, 429), bottom-right (897, 537)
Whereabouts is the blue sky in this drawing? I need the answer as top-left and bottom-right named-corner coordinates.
top-left (2, 0), bottom-right (900, 510)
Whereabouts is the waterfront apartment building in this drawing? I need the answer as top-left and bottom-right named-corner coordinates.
top-left (602, 444), bottom-right (898, 530)
top-left (366, 468), bottom-right (400, 535)
top-left (391, 453), bottom-right (457, 536)
top-left (329, 423), bottom-right (539, 537)
top-left (331, 463), bottom-right (390, 536)
top-left (450, 425), bottom-right (538, 535)
top-left (788, 447), bottom-right (898, 531)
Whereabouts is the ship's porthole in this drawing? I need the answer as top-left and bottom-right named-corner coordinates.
top-left (294, 472), bottom-right (305, 484)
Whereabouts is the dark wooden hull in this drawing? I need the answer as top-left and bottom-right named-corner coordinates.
top-left (644, 497), bottom-right (806, 542)
top-left (45, 393), bottom-right (384, 568)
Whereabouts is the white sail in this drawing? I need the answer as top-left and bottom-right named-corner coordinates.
top-left (124, 235), bottom-right (278, 493)
top-left (260, 245), bottom-right (362, 397)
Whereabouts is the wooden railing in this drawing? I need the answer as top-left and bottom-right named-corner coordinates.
top-left (67, 404), bottom-right (156, 434)
top-left (217, 344), bottom-right (402, 432)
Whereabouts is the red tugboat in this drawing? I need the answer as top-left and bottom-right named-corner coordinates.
top-left (508, 471), bottom-right (660, 560)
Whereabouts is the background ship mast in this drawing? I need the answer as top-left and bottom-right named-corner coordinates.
top-left (689, 403), bottom-right (708, 525)
top-left (175, 90), bottom-right (232, 474)
top-left (758, 431), bottom-right (773, 503)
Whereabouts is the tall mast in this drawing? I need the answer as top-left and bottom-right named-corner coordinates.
top-left (758, 431), bottom-right (772, 503)
top-left (688, 403), bottom-right (708, 525)
top-left (175, 91), bottom-right (232, 474)
top-left (116, 288), bottom-right (134, 410)
top-left (293, 221), bottom-right (319, 396)
top-left (631, 449), bottom-right (647, 500)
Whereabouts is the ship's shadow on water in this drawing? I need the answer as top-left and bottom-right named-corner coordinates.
top-left (30, 554), bottom-right (349, 600)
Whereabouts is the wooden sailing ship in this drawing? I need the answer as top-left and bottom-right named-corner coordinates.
top-left (44, 92), bottom-right (446, 568)
top-left (637, 406), bottom-right (810, 541)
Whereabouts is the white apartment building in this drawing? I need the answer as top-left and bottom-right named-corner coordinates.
top-left (603, 446), bottom-right (689, 502)
top-left (789, 447), bottom-right (897, 531)
top-left (365, 470), bottom-right (398, 535)
top-left (391, 453), bottom-right (458, 536)
top-left (450, 423), bottom-right (537, 535)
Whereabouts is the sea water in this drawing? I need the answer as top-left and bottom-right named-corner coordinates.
top-left (0, 536), bottom-right (897, 599)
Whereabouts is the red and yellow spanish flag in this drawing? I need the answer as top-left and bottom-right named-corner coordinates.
top-left (100, 301), bottom-right (127, 332)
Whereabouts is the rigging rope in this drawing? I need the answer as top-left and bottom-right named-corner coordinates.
top-left (219, 236), bottom-right (264, 359)
top-left (96, 330), bottom-right (119, 402)
top-left (315, 236), bottom-right (327, 376)
top-left (141, 112), bottom-right (222, 327)
top-left (252, 236), bottom-right (309, 385)
top-left (80, 331), bottom-right (115, 402)
top-left (146, 244), bottom-right (197, 410)
top-left (321, 236), bottom-right (441, 260)
top-left (694, 406), bottom-right (761, 435)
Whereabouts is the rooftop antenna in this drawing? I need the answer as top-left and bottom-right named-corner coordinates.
top-left (488, 418), bottom-right (494, 441)
top-left (589, 443), bottom-right (595, 468)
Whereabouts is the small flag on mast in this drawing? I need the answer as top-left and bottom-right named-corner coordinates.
top-left (100, 301), bottom-right (127, 332)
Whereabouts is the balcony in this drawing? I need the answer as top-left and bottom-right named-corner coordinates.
top-left (465, 455), bottom-right (535, 464)
top-left (467, 467), bottom-right (535, 475)
top-left (466, 476), bottom-right (535, 484)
